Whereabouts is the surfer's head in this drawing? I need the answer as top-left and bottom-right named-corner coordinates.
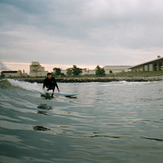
top-left (47, 73), bottom-right (52, 79)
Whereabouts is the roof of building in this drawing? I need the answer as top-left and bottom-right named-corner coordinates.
top-left (1, 71), bottom-right (18, 73)
top-left (104, 65), bottom-right (131, 68)
top-left (130, 57), bottom-right (163, 69)
top-left (31, 62), bottom-right (40, 65)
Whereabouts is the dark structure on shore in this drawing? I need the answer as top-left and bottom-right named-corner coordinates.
top-left (1, 70), bottom-right (28, 78)
top-left (130, 56), bottom-right (163, 72)
top-left (1, 71), bottom-right (20, 77)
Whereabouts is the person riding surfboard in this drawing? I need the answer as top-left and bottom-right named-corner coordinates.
top-left (43, 73), bottom-right (60, 96)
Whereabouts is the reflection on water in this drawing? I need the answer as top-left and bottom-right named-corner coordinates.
top-left (37, 111), bottom-right (48, 115)
top-left (37, 104), bottom-right (52, 115)
top-left (37, 104), bottom-right (52, 110)
top-left (141, 136), bottom-right (163, 142)
top-left (37, 103), bottom-right (52, 115)
top-left (41, 93), bottom-right (54, 99)
top-left (33, 126), bottom-right (51, 131)
top-left (0, 80), bottom-right (163, 162)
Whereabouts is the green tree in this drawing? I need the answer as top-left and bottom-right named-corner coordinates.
top-left (60, 73), bottom-right (65, 77)
top-left (66, 68), bottom-right (73, 76)
top-left (95, 65), bottom-right (105, 76)
top-left (72, 65), bottom-right (82, 76)
top-left (53, 68), bottom-right (62, 76)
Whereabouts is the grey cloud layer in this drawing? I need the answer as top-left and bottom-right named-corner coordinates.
top-left (0, 0), bottom-right (163, 65)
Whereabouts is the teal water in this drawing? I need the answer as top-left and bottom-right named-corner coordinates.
top-left (0, 79), bottom-right (163, 163)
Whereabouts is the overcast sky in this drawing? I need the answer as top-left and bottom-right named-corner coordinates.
top-left (0, 0), bottom-right (163, 71)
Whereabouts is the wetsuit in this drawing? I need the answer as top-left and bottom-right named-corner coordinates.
top-left (43, 77), bottom-right (59, 92)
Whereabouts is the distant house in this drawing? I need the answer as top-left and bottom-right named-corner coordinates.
top-left (103, 66), bottom-right (131, 74)
top-left (130, 56), bottom-right (163, 72)
top-left (82, 68), bottom-right (96, 75)
top-left (1, 70), bottom-right (27, 78)
top-left (29, 62), bottom-right (48, 77)
top-left (61, 70), bottom-right (67, 75)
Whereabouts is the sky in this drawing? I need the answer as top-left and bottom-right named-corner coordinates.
top-left (0, 0), bottom-right (163, 72)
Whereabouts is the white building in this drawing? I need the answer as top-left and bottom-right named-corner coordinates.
top-left (30, 62), bottom-right (48, 77)
top-left (61, 70), bottom-right (67, 75)
top-left (104, 66), bottom-right (131, 74)
top-left (82, 68), bottom-right (95, 75)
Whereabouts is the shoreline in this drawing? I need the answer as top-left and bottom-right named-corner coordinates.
top-left (9, 76), bottom-right (163, 83)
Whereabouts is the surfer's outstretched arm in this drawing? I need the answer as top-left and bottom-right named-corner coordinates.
top-left (56, 83), bottom-right (60, 92)
top-left (53, 77), bottom-right (60, 92)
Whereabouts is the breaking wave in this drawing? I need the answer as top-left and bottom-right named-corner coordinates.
top-left (0, 79), bottom-right (44, 93)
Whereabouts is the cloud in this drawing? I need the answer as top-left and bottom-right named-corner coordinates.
top-left (0, 61), bottom-right (11, 70)
top-left (0, 0), bottom-right (163, 68)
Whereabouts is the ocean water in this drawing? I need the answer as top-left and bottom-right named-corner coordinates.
top-left (0, 79), bottom-right (163, 163)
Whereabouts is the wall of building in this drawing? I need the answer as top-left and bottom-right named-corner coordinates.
top-left (29, 62), bottom-right (48, 77)
top-left (3, 72), bottom-right (19, 78)
top-left (82, 69), bottom-right (95, 75)
top-left (104, 66), bottom-right (131, 74)
top-left (61, 70), bottom-right (67, 75)
top-left (1, 70), bottom-right (28, 78)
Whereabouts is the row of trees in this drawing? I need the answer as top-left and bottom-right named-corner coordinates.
top-left (53, 65), bottom-right (106, 77)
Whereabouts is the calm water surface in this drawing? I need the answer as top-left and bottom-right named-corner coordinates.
top-left (0, 79), bottom-right (163, 163)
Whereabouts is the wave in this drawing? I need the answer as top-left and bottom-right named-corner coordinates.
top-left (8, 79), bottom-right (44, 93)
top-left (0, 79), bottom-right (13, 89)
top-left (0, 78), bottom-right (152, 92)
top-left (0, 79), bottom-right (44, 93)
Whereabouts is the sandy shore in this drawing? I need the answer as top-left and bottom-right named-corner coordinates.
top-left (13, 76), bottom-right (163, 83)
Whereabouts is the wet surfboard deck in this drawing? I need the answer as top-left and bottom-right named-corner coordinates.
top-left (41, 92), bottom-right (77, 99)
top-left (56, 93), bottom-right (77, 98)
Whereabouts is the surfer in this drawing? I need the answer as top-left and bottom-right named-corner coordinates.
top-left (43, 73), bottom-right (60, 95)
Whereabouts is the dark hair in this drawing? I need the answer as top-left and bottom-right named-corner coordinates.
top-left (47, 73), bottom-right (52, 76)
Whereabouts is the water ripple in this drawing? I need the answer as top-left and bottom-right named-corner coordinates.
top-left (1, 80), bottom-right (163, 162)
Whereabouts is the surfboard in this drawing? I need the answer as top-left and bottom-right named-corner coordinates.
top-left (41, 92), bottom-right (77, 99)
top-left (56, 93), bottom-right (77, 98)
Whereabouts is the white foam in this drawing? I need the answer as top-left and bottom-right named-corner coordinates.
top-left (99, 80), bottom-right (151, 87)
top-left (7, 79), bottom-right (44, 93)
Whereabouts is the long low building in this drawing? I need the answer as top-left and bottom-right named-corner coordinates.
top-left (1, 70), bottom-right (28, 78)
top-left (104, 65), bottom-right (131, 73)
top-left (130, 56), bottom-right (163, 72)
